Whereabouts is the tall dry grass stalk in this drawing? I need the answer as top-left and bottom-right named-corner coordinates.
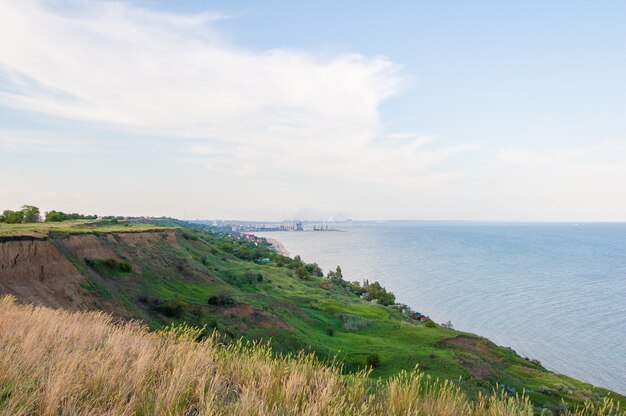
top-left (0, 295), bottom-right (620, 415)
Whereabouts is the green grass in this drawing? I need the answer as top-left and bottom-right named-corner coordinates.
top-left (0, 219), bottom-right (168, 236)
top-left (5, 219), bottom-right (624, 414)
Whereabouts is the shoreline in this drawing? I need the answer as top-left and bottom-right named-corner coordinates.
top-left (252, 232), bottom-right (625, 396)
top-left (264, 237), bottom-right (289, 256)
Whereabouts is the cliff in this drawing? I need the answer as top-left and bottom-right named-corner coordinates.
top-left (0, 222), bottom-right (624, 414)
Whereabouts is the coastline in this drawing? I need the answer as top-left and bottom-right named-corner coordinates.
top-left (265, 237), bottom-right (289, 256)
top-left (251, 230), bottom-right (626, 396)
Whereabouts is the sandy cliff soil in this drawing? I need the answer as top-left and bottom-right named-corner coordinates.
top-left (0, 230), bottom-right (179, 312)
top-left (0, 236), bottom-right (92, 310)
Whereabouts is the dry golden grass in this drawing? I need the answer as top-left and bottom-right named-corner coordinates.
top-left (0, 295), bottom-right (621, 416)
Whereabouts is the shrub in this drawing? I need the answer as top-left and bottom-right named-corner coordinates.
top-left (339, 314), bottom-right (371, 332)
top-left (207, 293), bottom-right (237, 307)
top-left (244, 270), bottom-right (263, 284)
top-left (325, 326), bottom-right (335, 336)
top-left (537, 385), bottom-right (557, 395)
top-left (295, 266), bottom-right (308, 279)
top-left (305, 263), bottom-right (324, 277)
top-left (424, 319), bottom-right (437, 328)
top-left (84, 258), bottom-right (132, 275)
top-left (155, 298), bottom-right (186, 318)
top-left (366, 353), bottom-right (381, 368)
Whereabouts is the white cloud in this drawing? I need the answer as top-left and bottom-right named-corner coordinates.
top-left (0, 0), bottom-right (468, 188)
top-left (0, 129), bottom-right (89, 154)
top-left (497, 147), bottom-right (588, 166)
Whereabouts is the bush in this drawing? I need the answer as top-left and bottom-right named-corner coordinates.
top-left (155, 298), bottom-right (186, 318)
top-left (244, 270), bottom-right (263, 284)
top-left (366, 353), bottom-right (381, 368)
top-left (537, 385), bottom-right (557, 395)
top-left (45, 210), bottom-right (97, 222)
top-left (295, 266), bottom-right (308, 279)
top-left (207, 293), bottom-right (237, 307)
top-left (85, 258), bottom-right (132, 275)
top-left (326, 326), bottom-right (335, 336)
top-left (424, 319), bottom-right (437, 328)
top-left (305, 263), bottom-right (323, 277)
top-left (340, 314), bottom-right (371, 332)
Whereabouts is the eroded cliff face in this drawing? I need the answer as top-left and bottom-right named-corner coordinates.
top-left (61, 234), bottom-right (119, 260)
top-left (0, 236), bottom-right (92, 310)
top-left (0, 229), bottom-right (180, 312)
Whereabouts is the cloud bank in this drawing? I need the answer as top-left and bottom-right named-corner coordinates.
top-left (0, 0), bottom-right (467, 187)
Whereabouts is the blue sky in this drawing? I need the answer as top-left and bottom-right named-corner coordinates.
top-left (1, 1), bottom-right (625, 220)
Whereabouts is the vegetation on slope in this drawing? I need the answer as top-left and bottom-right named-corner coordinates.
top-left (0, 218), bottom-right (624, 415)
top-left (0, 218), bottom-right (168, 237)
top-left (1, 295), bottom-right (622, 416)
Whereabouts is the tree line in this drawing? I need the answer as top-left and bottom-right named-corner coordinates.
top-left (0, 205), bottom-right (97, 224)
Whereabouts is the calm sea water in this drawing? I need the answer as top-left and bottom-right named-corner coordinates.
top-left (257, 222), bottom-right (626, 394)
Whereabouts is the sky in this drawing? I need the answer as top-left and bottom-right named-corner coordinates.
top-left (1, 0), bottom-right (625, 221)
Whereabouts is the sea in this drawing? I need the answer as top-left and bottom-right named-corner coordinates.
top-left (256, 221), bottom-right (626, 394)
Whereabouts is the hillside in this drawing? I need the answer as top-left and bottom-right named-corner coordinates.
top-left (0, 219), bottom-right (624, 415)
top-left (2, 295), bottom-right (622, 416)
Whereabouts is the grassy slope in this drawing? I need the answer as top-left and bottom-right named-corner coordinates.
top-left (0, 295), bottom-right (546, 416)
top-left (0, 219), bottom-right (166, 237)
top-left (2, 219), bottom-right (624, 415)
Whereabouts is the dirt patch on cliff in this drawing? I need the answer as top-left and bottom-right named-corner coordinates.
top-left (119, 230), bottom-right (177, 246)
top-left (444, 336), bottom-right (502, 362)
top-left (443, 335), bottom-right (504, 378)
top-left (458, 356), bottom-right (494, 378)
top-left (61, 234), bottom-right (118, 260)
top-left (222, 303), bottom-right (291, 331)
top-left (0, 239), bottom-right (95, 311)
top-left (223, 303), bottom-right (255, 317)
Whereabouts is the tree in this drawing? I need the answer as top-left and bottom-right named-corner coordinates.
top-left (327, 266), bottom-right (344, 283)
top-left (2, 210), bottom-right (24, 224)
top-left (20, 205), bottom-right (40, 223)
top-left (363, 280), bottom-right (396, 306)
top-left (349, 281), bottom-right (365, 295)
top-left (45, 210), bottom-right (99, 222)
top-left (45, 210), bottom-right (65, 222)
top-left (305, 262), bottom-right (323, 277)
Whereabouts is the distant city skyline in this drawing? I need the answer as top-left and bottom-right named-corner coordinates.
top-left (1, 1), bottom-right (625, 221)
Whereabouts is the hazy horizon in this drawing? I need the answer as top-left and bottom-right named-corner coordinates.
top-left (1, 1), bottom-right (625, 221)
